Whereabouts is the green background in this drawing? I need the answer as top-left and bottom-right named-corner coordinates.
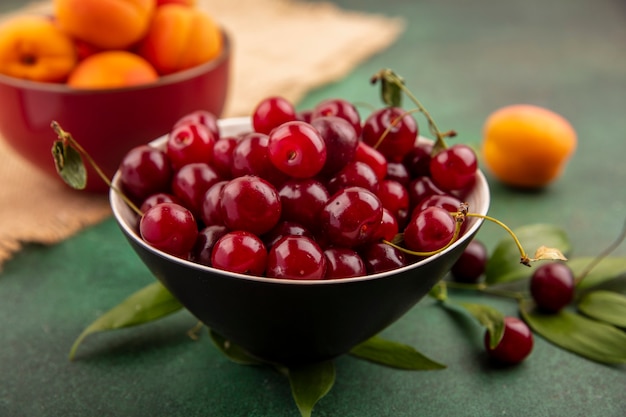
top-left (1, 0), bottom-right (625, 416)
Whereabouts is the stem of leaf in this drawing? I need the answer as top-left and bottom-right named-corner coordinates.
top-left (575, 215), bottom-right (626, 285)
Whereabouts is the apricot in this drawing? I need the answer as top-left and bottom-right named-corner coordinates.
top-left (481, 104), bottom-right (577, 189)
top-left (139, 4), bottom-right (223, 75)
top-left (0, 15), bottom-right (77, 82)
top-left (53, 0), bottom-right (155, 50)
top-left (67, 50), bottom-right (159, 89)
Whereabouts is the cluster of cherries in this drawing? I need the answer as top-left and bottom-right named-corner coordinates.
top-left (450, 238), bottom-right (576, 365)
top-left (117, 96), bottom-right (480, 280)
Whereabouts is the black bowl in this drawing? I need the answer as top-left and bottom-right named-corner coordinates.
top-left (110, 117), bottom-right (491, 364)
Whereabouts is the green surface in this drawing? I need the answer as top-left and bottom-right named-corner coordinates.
top-left (1, 0), bottom-right (625, 416)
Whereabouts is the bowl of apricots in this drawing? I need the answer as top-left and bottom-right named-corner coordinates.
top-left (0, 0), bottom-right (230, 192)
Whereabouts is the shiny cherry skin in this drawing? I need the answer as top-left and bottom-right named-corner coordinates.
top-left (211, 231), bottom-right (267, 275)
top-left (262, 220), bottom-right (313, 249)
top-left (252, 96), bottom-right (297, 135)
top-left (139, 202), bottom-right (198, 258)
top-left (319, 186), bottom-right (383, 248)
top-left (323, 247), bottom-right (366, 279)
top-left (166, 121), bottom-right (216, 170)
top-left (211, 136), bottom-right (239, 179)
top-left (219, 175), bottom-right (282, 236)
top-left (171, 162), bottom-right (221, 218)
top-left (173, 110), bottom-right (220, 140)
top-left (369, 208), bottom-right (399, 243)
top-left (311, 98), bottom-right (362, 137)
top-left (266, 235), bottom-right (327, 280)
top-left (354, 140), bottom-right (388, 181)
top-left (200, 180), bottom-right (228, 226)
top-left (403, 141), bottom-right (433, 178)
top-left (230, 132), bottom-right (289, 187)
top-left (119, 145), bottom-right (173, 203)
top-left (485, 316), bottom-right (533, 365)
top-left (407, 176), bottom-right (447, 211)
top-left (530, 262), bottom-right (576, 313)
top-left (360, 242), bottom-right (408, 274)
top-left (268, 121), bottom-right (327, 178)
top-left (403, 206), bottom-right (456, 253)
top-left (377, 179), bottom-right (410, 228)
top-left (327, 160), bottom-right (380, 195)
top-left (139, 192), bottom-right (181, 213)
top-left (278, 178), bottom-right (330, 231)
top-left (192, 224), bottom-right (228, 266)
top-left (361, 107), bottom-right (418, 162)
top-left (450, 239), bottom-right (488, 283)
top-left (430, 144), bottom-right (478, 192)
top-left (310, 116), bottom-right (359, 178)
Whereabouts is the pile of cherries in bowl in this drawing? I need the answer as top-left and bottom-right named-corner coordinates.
top-left (117, 96), bottom-right (482, 280)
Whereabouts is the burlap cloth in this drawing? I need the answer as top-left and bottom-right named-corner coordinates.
top-left (0, 0), bottom-right (404, 269)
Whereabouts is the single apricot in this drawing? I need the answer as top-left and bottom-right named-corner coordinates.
top-left (139, 4), bottom-right (223, 75)
top-left (53, 0), bottom-right (155, 50)
top-left (481, 104), bottom-right (577, 189)
top-left (0, 15), bottom-right (77, 82)
top-left (67, 50), bottom-right (159, 89)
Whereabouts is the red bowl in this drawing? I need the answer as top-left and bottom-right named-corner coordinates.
top-left (0, 32), bottom-right (231, 193)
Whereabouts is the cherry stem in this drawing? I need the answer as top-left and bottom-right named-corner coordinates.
top-left (372, 108), bottom-right (421, 150)
top-left (187, 321), bottom-right (205, 341)
top-left (51, 121), bottom-right (143, 217)
top-left (383, 216), bottom-right (464, 257)
top-left (465, 213), bottom-right (531, 266)
top-left (380, 69), bottom-right (448, 151)
top-left (444, 281), bottom-right (526, 302)
top-left (575, 215), bottom-right (626, 285)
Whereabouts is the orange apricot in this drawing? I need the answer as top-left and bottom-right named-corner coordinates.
top-left (67, 50), bottom-right (159, 89)
top-left (481, 104), bottom-right (577, 189)
top-left (53, 0), bottom-right (155, 50)
top-left (0, 15), bottom-right (77, 82)
top-left (139, 4), bottom-right (223, 75)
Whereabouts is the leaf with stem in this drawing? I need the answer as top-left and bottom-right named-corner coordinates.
top-left (349, 335), bottom-right (446, 370)
top-left (69, 281), bottom-right (183, 360)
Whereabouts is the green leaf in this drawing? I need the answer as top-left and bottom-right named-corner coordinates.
top-left (349, 335), bottom-right (446, 370)
top-left (286, 360), bottom-right (336, 417)
top-left (577, 290), bottom-right (626, 328)
top-left (569, 257), bottom-right (626, 292)
top-left (486, 224), bottom-right (571, 284)
top-left (209, 330), bottom-right (264, 365)
top-left (51, 139), bottom-right (87, 190)
top-left (69, 282), bottom-right (183, 359)
top-left (520, 303), bottom-right (626, 364)
top-left (457, 302), bottom-right (505, 349)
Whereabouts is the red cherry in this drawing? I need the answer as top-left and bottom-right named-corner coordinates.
top-left (530, 262), bottom-right (575, 313)
top-left (485, 316), bottom-right (533, 365)
top-left (323, 247), bottom-right (366, 279)
top-left (403, 206), bottom-right (456, 253)
top-left (139, 202), bottom-right (198, 257)
top-left (361, 107), bottom-right (418, 162)
top-left (211, 231), bottom-right (267, 275)
top-left (166, 121), bottom-right (216, 170)
top-left (430, 144), bottom-right (478, 192)
top-left (252, 96), bottom-right (297, 134)
top-left (266, 236), bottom-right (327, 280)
top-left (267, 121), bottom-right (327, 178)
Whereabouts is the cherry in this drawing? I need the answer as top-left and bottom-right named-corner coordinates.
top-left (377, 179), bottom-right (410, 228)
top-left (319, 186), bottom-right (383, 248)
top-left (414, 193), bottom-right (463, 216)
top-left (311, 98), bottom-right (362, 137)
top-left (326, 161), bottom-right (379, 196)
top-left (211, 231), bottom-right (267, 275)
top-left (267, 121), bottom-right (327, 178)
top-left (139, 202), bottom-right (198, 257)
top-left (278, 178), bottom-right (330, 232)
top-left (369, 208), bottom-right (399, 243)
top-left (323, 247), bottom-right (366, 279)
top-left (119, 145), bottom-right (173, 203)
top-left (385, 162), bottom-right (410, 187)
top-left (211, 136), bottom-right (239, 179)
top-left (310, 116), bottom-right (358, 178)
top-left (252, 96), bottom-right (297, 135)
top-left (166, 121), bottom-right (216, 170)
top-left (173, 109), bottom-right (220, 140)
top-left (450, 239), bottom-right (488, 283)
top-left (262, 220), bottom-right (313, 249)
top-left (530, 262), bottom-right (576, 313)
top-left (403, 141), bottom-right (433, 178)
top-left (171, 162), bottom-right (221, 218)
top-left (361, 107), bottom-right (418, 162)
top-left (231, 132), bottom-right (289, 187)
top-left (266, 236), bottom-right (327, 280)
top-left (219, 175), bottom-right (282, 236)
top-left (199, 180), bottom-right (228, 226)
top-left (430, 144), bottom-right (478, 192)
top-left (407, 176), bottom-right (446, 210)
top-left (360, 242), bottom-right (408, 274)
top-left (192, 224), bottom-right (228, 266)
top-left (140, 192), bottom-right (181, 213)
top-left (485, 316), bottom-right (533, 365)
top-left (354, 140), bottom-right (388, 181)
top-left (403, 206), bottom-right (456, 253)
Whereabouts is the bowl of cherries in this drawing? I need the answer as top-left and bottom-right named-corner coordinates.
top-left (108, 86), bottom-right (490, 365)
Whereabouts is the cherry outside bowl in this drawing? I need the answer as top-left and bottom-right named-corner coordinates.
top-left (0, 32), bottom-right (231, 193)
top-left (110, 117), bottom-right (491, 365)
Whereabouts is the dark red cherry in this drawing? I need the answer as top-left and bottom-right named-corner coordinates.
top-left (171, 162), bottom-right (221, 218)
top-left (166, 121), bottom-right (216, 170)
top-left (173, 110), bottom-right (220, 140)
top-left (211, 231), bottom-right (267, 275)
top-left (485, 316), bottom-right (533, 365)
top-left (311, 98), bottom-right (362, 137)
top-left (327, 161), bottom-right (379, 196)
top-left (192, 224), bottom-right (228, 266)
top-left (140, 192), bottom-right (181, 213)
top-left (262, 220), bottom-right (313, 249)
top-left (278, 178), bottom-right (330, 231)
top-left (267, 120), bottom-right (327, 178)
top-left (403, 206), bottom-right (456, 253)
top-left (403, 141), bottom-right (433, 178)
top-left (530, 262), bottom-right (576, 313)
top-left (230, 132), bottom-right (289, 187)
top-left (361, 107), bottom-right (418, 162)
top-left (430, 144), bottom-right (478, 192)
top-left (211, 136), bottom-right (239, 179)
top-left (119, 145), bottom-right (173, 203)
top-left (139, 202), bottom-right (198, 257)
top-left (450, 239), bottom-right (488, 283)
top-left (266, 236), bottom-right (326, 280)
top-left (323, 247), bottom-right (366, 279)
top-left (252, 96), bottom-right (297, 135)
top-left (199, 180), bottom-right (228, 226)
top-left (354, 140), bottom-right (388, 181)
top-left (360, 242), bottom-right (407, 274)
top-left (310, 116), bottom-right (358, 178)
